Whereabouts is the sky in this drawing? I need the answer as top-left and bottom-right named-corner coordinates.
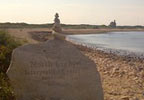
top-left (0, 0), bottom-right (144, 25)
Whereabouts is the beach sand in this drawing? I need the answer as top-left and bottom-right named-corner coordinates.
top-left (76, 45), bottom-right (144, 100)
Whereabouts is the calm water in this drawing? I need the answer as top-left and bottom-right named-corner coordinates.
top-left (67, 31), bottom-right (144, 54)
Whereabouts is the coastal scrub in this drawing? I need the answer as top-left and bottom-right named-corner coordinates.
top-left (0, 30), bottom-right (21, 100)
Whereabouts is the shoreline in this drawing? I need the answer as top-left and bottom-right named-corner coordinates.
top-left (75, 44), bottom-right (144, 100)
top-left (63, 28), bottom-right (144, 35)
top-left (66, 38), bottom-right (144, 59)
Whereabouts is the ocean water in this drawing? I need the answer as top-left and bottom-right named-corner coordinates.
top-left (67, 31), bottom-right (144, 54)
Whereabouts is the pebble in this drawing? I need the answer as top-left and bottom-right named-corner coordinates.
top-left (121, 96), bottom-right (129, 100)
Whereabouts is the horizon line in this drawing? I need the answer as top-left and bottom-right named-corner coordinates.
top-left (0, 22), bottom-right (144, 27)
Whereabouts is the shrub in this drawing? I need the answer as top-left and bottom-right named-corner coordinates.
top-left (0, 30), bottom-right (21, 100)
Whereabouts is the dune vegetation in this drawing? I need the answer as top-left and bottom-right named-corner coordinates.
top-left (0, 30), bottom-right (22, 100)
top-left (0, 22), bottom-right (144, 29)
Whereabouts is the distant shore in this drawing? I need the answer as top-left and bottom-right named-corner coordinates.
top-left (5, 28), bottom-right (144, 40)
top-left (62, 28), bottom-right (144, 35)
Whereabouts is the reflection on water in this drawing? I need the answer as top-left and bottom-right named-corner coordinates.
top-left (67, 31), bottom-right (144, 54)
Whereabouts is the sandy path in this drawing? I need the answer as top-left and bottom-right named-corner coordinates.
top-left (7, 28), bottom-right (52, 44)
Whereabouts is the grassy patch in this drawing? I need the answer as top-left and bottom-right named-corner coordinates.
top-left (0, 30), bottom-right (22, 100)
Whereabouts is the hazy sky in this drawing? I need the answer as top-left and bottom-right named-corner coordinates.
top-left (0, 0), bottom-right (144, 25)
